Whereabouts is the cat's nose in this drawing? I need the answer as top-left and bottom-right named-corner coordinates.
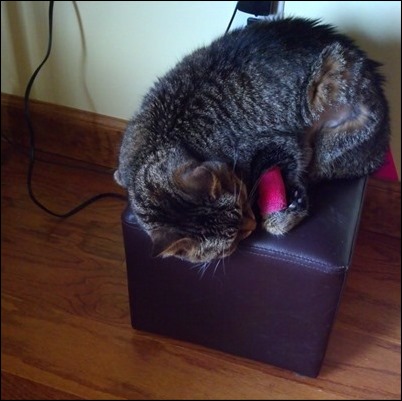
top-left (241, 216), bottom-right (257, 233)
top-left (240, 207), bottom-right (257, 239)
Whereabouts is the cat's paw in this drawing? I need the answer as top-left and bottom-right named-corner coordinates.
top-left (262, 189), bottom-right (308, 235)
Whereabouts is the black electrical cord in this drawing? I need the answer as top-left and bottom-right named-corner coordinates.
top-left (225, 2), bottom-right (239, 34)
top-left (24, 1), bottom-right (126, 218)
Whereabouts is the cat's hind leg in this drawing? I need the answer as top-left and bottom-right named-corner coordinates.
top-left (307, 101), bottom-right (390, 181)
top-left (304, 42), bottom-right (390, 181)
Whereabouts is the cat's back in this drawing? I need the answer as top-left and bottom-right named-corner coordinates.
top-left (198, 17), bottom-right (355, 69)
top-left (234, 17), bottom-right (352, 47)
top-left (130, 17), bottom-right (373, 158)
top-left (146, 17), bottom-right (360, 106)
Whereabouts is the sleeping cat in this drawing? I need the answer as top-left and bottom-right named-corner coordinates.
top-left (114, 17), bottom-right (390, 263)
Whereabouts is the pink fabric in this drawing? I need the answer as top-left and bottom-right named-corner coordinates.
top-left (258, 167), bottom-right (287, 215)
top-left (257, 150), bottom-right (398, 217)
top-left (371, 149), bottom-right (399, 181)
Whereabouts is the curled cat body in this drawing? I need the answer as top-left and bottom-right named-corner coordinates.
top-left (115, 17), bottom-right (390, 263)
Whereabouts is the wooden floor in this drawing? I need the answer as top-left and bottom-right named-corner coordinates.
top-left (1, 143), bottom-right (401, 400)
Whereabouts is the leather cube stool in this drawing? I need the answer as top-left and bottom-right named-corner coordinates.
top-left (122, 177), bottom-right (367, 377)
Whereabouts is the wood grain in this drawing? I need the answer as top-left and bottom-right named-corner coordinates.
top-left (1, 143), bottom-right (400, 400)
top-left (360, 178), bottom-right (401, 239)
top-left (1, 372), bottom-right (82, 400)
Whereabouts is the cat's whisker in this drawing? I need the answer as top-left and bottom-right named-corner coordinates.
top-left (220, 245), bottom-right (227, 276)
top-left (213, 257), bottom-right (221, 277)
top-left (231, 145), bottom-right (239, 173)
top-left (236, 182), bottom-right (244, 205)
top-left (222, 256), bottom-right (226, 276)
top-left (191, 262), bottom-right (205, 271)
top-left (213, 243), bottom-right (229, 277)
top-left (197, 261), bottom-right (211, 279)
top-left (233, 184), bottom-right (238, 206)
top-left (248, 175), bottom-right (263, 203)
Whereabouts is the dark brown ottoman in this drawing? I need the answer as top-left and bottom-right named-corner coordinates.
top-left (121, 177), bottom-right (367, 377)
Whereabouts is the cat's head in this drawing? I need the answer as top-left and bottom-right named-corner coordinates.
top-left (128, 161), bottom-right (256, 263)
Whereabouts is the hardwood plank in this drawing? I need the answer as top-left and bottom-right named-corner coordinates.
top-left (1, 372), bottom-right (82, 400)
top-left (1, 144), bottom-right (400, 400)
top-left (361, 178), bottom-right (401, 239)
top-left (2, 293), bottom-right (349, 400)
top-left (317, 230), bottom-right (401, 400)
top-left (338, 230), bottom-right (401, 344)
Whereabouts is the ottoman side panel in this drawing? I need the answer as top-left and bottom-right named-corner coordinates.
top-left (122, 221), bottom-right (346, 377)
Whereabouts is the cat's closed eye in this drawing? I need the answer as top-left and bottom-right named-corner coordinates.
top-left (145, 161), bottom-right (257, 263)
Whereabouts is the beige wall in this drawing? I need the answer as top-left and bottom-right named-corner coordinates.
top-left (1, 1), bottom-right (400, 178)
top-left (1, 1), bottom-right (249, 117)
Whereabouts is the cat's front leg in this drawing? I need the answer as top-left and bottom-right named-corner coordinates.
top-left (261, 184), bottom-right (308, 236)
top-left (250, 140), bottom-right (310, 236)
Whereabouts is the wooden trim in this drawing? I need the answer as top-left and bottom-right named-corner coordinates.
top-left (1, 93), bottom-right (127, 168)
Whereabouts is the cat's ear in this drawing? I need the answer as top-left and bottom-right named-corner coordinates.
top-left (173, 162), bottom-right (221, 200)
top-left (151, 229), bottom-right (196, 259)
top-left (307, 42), bottom-right (349, 114)
top-left (113, 170), bottom-right (127, 188)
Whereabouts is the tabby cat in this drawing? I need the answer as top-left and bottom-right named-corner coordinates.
top-left (114, 17), bottom-right (390, 263)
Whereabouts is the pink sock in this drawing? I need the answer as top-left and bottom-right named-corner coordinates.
top-left (258, 167), bottom-right (287, 215)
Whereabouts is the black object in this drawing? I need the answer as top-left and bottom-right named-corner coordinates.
top-left (121, 177), bottom-right (367, 377)
top-left (225, 2), bottom-right (282, 34)
top-left (237, 1), bottom-right (275, 16)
